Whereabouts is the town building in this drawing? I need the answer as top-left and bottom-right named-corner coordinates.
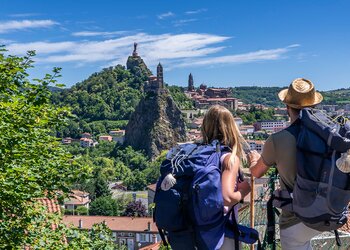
top-left (234, 117), bottom-right (243, 128)
top-left (99, 135), bottom-right (113, 142)
top-left (183, 74), bottom-right (238, 111)
top-left (81, 132), bottom-right (92, 139)
top-left (147, 184), bottom-right (156, 211)
top-left (239, 125), bottom-right (255, 135)
top-left (254, 120), bottom-right (288, 133)
top-left (64, 190), bottom-right (91, 212)
top-left (188, 117), bottom-right (203, 129)
top-left (181, 109), bottom-right (206, 121)
top-left (194, 97), bottom-right (238, 110)
top-left (187, 129), bottom-right (202, 142)
top-left (246, 140), bottom-right (265, 153)
top-left (204, 88), bottom-right (229, 98)
top-left (80, 138), bottom-right (97, 147)
top-left (63, 216), bottom-right (160, 250)
top-left (274, 107), bottom-right (287, 116)
top-left (319, 104), bottom-right (338, 112)
top-left (345, 104), bottom-right (350, 112)
top-left (109, 130), bottom-right (126, 144)
top-left (62, 137), bottom-right (72, 144)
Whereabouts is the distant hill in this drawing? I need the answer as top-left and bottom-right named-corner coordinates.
top-left (321, 88), bottom-right (350, 105)
top-left (51, 65), bottom-right (144, 122)
top-left (50, 62), bottom-right (193, 138)
top-left (232, 86), bottom-right (285, 107)
top-left (50, 65), bottom-right (145, 138)
top-left (48, 86), bottom-right (65, 92)
top-left (232, 86), bottom-right (350, 107)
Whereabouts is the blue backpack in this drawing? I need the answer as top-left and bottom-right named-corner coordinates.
top-left (154, 140), bottom-right (261, 250)
top-left (273, 108), bottom-right (350, 233)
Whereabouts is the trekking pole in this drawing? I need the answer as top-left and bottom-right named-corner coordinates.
top-left (270, 170), bottom-right (277, 250)
top-left (250, 173), bottom-right (255, 250)
top-left (265, 170), bottom-right (277, 250)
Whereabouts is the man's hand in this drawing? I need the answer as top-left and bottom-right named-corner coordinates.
top-left (247, 150), bottom-right (261, 165)
top-left (249, 150), bottom-right (270, 178)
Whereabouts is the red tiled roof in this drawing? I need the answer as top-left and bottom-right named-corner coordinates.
top-left (63, 216), bottom-right (158, 232)
top-left (147, 184), bottom-right (157, 192)
top-left (139, 242), bottom-right (161, 250)
top-left (206, 98), bottom-right (236, 101)
top-left (36, 198), bottom-right (62, 231)
top-left (71, 190), bottom-right (89, 196)
top-left (37, 198), bottom-right (61, 213)
top-left (64, 190), bottom-right (90, 206)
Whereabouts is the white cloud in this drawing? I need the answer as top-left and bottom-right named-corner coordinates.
top-left (71, 31), bottom-right (129, 37)
top-left (6, 41), bottom-right (76, 54)
top-left (9, 13), bottom-right (41, 18)
top-left (172, 19), bottom-right (197, 27)
top-left (0, 39), bottom-right (15, 44)
top-left (5, 32), bottom-right (299, 70)
top-left (174, 44), bottom-right (300, 68)
top-left (158, 12), bottom-right (175, 20)
top-left (0, 20), bottom-right (58, 33)
top-left (185, 9), bottom-right (207, 15)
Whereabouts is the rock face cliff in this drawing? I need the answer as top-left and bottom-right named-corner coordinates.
top-left (124, 90), bottom-right (187, 159)
top-left (126, 55), bottom-right (152, 78)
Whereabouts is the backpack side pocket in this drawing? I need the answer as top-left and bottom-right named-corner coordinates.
top-left (154, 188), bottom-right (186, 231)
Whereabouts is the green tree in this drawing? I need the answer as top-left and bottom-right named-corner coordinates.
top-left (94, 174), bottom-right (111, 199)
top-left (115, 161), bottom-right (132, 181)
top-left (143, 151), bottom-right (167, 184)
top-left (112, 145), bottom-right (150, 171)
top-left (0, 49), bottom-right (92, 247)
top-left (89, 196), bottom-right (123, 216)
top-left (167, 85), bottom-right (194, 109)
top-left (123, 169), bottom-right (147, 191)
top-left (75, 206), bottom-right (89, 215)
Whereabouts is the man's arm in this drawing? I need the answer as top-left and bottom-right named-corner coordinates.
top-left (248, 135), bottom-right (275, 178)
top-left (249, 151), bottom-right (270, 178)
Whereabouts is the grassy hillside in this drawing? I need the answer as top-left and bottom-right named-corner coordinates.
top-left (232, 86), bottom-right (350, 107)
top-left (232, 86), bottom-right (285, 107)
top-left (322, 88), bottom-right (350, 105)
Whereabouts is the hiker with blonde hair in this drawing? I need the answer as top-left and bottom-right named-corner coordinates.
top-left (202, 105), bottom-right (251, 249)
top-left (154, 104), bottom-right (253, 250)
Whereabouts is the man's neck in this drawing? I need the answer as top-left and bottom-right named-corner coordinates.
top-left (290, 114), bottom-right (299, 123)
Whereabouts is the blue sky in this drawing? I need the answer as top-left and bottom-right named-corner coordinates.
top-left (1, 0), bottom-right (350, 90)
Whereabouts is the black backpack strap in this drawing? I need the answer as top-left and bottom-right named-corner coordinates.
top-left (157, 228), bottom-right (169, 248)
top-left (334, 229), bottom-right (342, 247)
top-left (226, 206), bottom-right (262, 250)
top-left (266, 193), bottom-right (276, 245)
top-left (285, 118), bottom-right (301, 138)
top-left (226, 207), bottom-right (240, 250)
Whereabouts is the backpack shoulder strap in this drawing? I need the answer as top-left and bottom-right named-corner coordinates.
top-left (285, 118), bottom-right (301, 139)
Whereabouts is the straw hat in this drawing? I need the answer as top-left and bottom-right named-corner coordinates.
top-left (278, 78), bottom-right (323, 109)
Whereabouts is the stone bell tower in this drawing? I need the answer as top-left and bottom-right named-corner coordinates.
top-left (188, 73), bottom-right (194, 91)
top-left (157, 62), bottom-right (164, 88)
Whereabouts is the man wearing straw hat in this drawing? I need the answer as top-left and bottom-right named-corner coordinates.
top-left (248, 78), bottom-right (322, 249)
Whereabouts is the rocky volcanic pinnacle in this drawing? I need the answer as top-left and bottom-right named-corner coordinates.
top-left (124, 91), bottom-right (187, 159)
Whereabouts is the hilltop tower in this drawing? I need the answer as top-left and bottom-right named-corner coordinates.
top-left (157, 63), bottom-right (164, 88)
top-left (188, 73), bottom-right (194, 91)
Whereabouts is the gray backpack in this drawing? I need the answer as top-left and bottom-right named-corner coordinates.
top-left (273, 108), bottom-right (350, 232)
